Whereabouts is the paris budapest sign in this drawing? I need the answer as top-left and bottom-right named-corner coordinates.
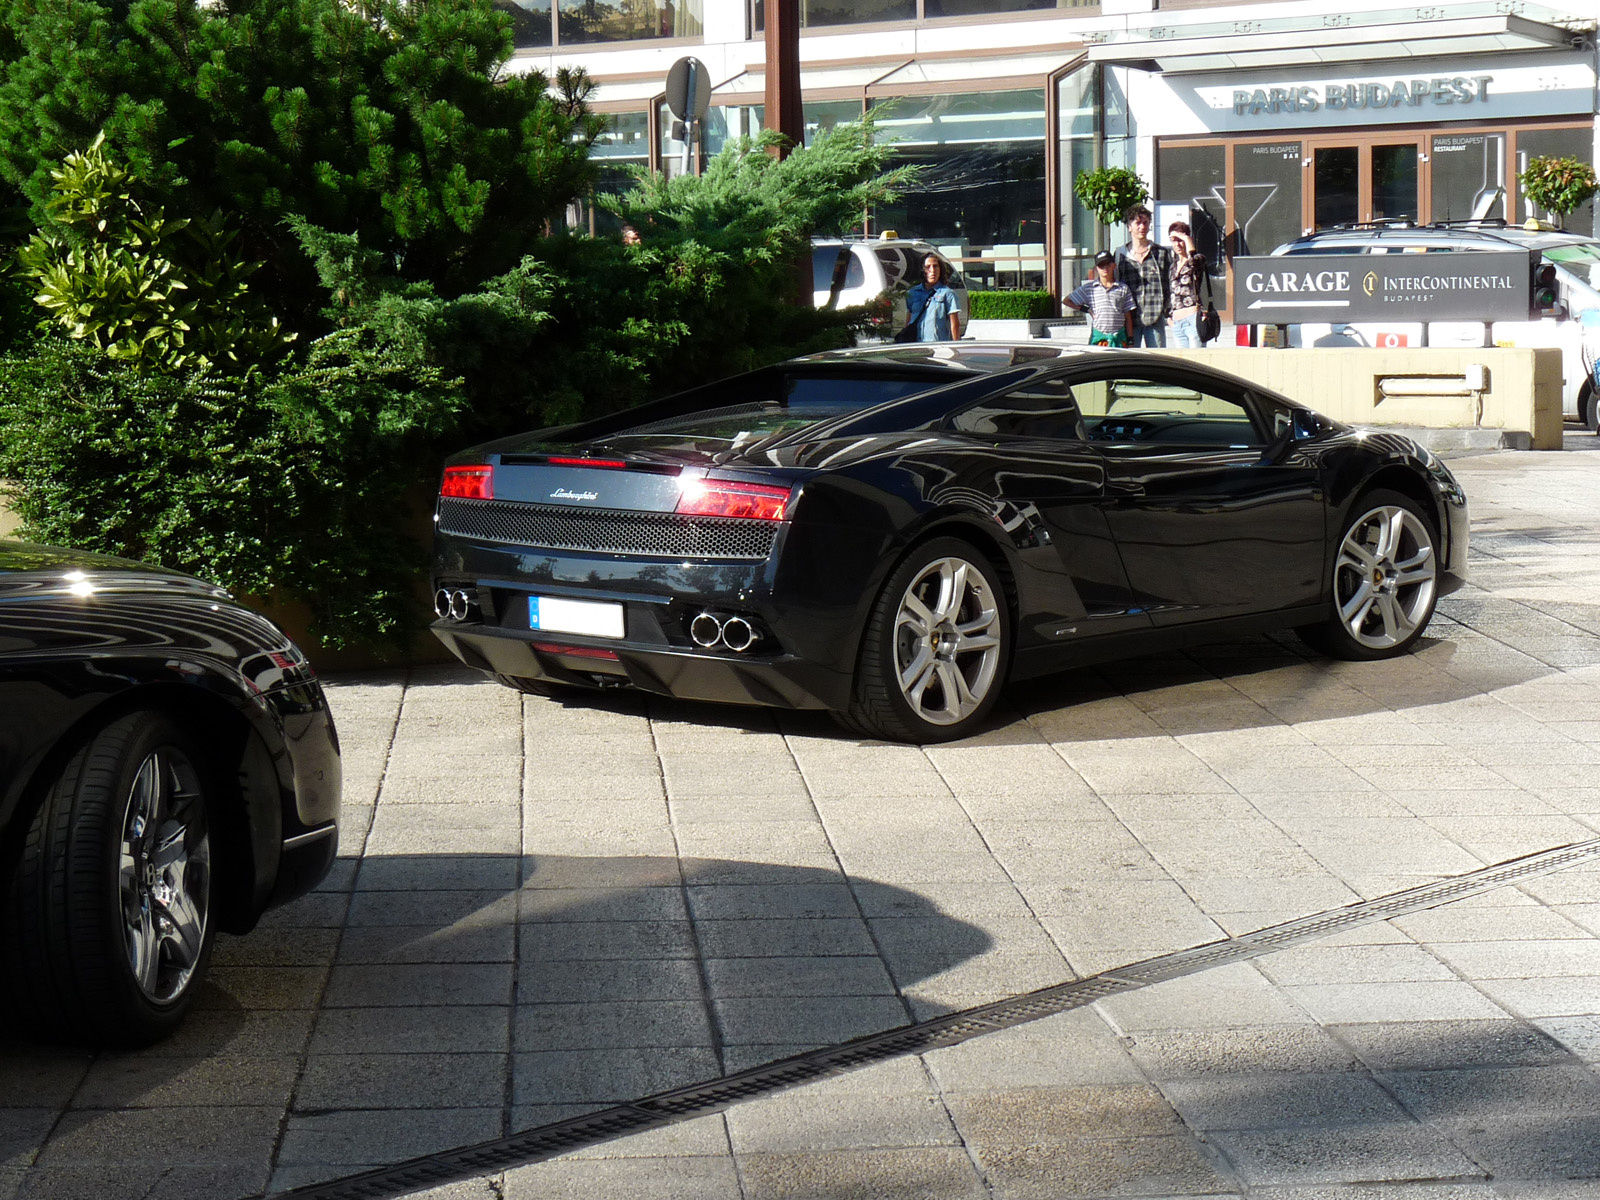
top-left (1230, 252), bottom-right (1532, 324)
top-left (1233, 75), bottom-right (1491, 117)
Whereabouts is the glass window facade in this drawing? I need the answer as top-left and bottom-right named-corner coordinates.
top-left (587, 111), bottom-right (650, 234)
top-left (1056, 61), bottom-right (1099, 296)
top-left (1232, 141), bottom-right (1303, 257)
top-left (753, 0), bottom-right (1087, 31)
top-left (870, 91), bottom-right (1047, 289)
top-left (509, 0), bottom-right (701, 45)
top-left (1516, 126), bottom-right (1597, 238)
top-left (1155, 142), bottom-right (1226, 309)
top-left (1432, 133), bottom-right (1507, 222)
top-left (495, 0), bottom-right (552, 48)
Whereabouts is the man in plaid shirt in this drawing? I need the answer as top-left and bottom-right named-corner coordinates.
top-left (1064, 251), bottom-right (1135, 347)
top-left (1114, 204), bottom-right (1172, 347)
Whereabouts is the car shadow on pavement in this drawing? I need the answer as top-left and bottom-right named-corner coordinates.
top-left (0, 852), bottom-right (995, 1199)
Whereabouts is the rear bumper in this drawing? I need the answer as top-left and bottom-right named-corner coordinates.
top-left (432, 622), bottom-right (852, 711)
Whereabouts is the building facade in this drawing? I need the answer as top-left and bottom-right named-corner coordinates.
top-left (505, 0), bottom-right (1600, 307)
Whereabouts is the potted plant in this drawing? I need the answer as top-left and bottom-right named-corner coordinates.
top-left (1072, 167), bottom-right (1150, 238)
top-left (1519, 156), bottom-right (1598, 230)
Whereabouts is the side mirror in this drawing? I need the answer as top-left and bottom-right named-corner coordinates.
top-left (1291, 408), bottom-right (1323, 440)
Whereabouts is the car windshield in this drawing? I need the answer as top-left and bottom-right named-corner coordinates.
top-left (610, 373), bottom-right (940, 446)
top-left (1545, 243), bottom-right (1600, 290)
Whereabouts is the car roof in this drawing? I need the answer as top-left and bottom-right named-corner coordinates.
top-left (811, 236), bottom-right (943, 250)
top-left (1273, 221), bottom-right (1600, 255)
top-left (797, 343), bottom-right (1315, 409)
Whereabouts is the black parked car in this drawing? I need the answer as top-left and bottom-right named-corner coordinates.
top-left (0, 541), bottom-right (340, 1045)
top-left (431, 344), bottom-right (1468, 742)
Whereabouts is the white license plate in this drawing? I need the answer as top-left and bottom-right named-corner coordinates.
top-left (529, 596), bottom-right (624, 639)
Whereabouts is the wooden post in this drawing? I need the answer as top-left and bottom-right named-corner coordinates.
top-left (764, 0), bottom-right (802, 160)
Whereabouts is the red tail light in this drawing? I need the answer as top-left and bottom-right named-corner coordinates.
top-left (546, 457), bottom-right (627, 469)
top-left (1236, 324), bottom-right (1255, 347)
top-left (441, 464), bottom-right (493, 500)
top-left (675, 479), bottom-right (791, 521)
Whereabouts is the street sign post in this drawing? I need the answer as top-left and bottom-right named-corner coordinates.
top-left (664, 56), bottom-right (711, 175)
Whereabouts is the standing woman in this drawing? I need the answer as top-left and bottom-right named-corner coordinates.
top-left (1165, 221), bottom-right (1209, 349)
top-left (902, 255), bottom-right (961, 342)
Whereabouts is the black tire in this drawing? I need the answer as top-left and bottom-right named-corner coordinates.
top-left (495, 674), bottom-right (565, 698)
top-left (1298, 489), bottom-right (1440, 662)
top-left (0, 710), bottom-right (216, 1047)
top-left (1583, 383), bottom-right (1599, 435)
top-left (838, 537), bottom-right (1011, 743)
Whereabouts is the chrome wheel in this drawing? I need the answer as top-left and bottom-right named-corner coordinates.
top-left (893, 555), bottom-right (1003, 727)
top-left (1334, 503), bottom-right (1437, 651)
top-left (117, 747), bottom-right (210, 1004)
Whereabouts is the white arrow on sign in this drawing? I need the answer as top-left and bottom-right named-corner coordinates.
top-left (1247, 299), bottom-right (1351, 309)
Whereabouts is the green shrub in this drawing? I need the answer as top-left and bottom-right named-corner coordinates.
top-left (16, 134), bottom-right (290, 372)
top-left (969, 290), bottom-right (1055, 320)
top-left (0, 329), bottom-right (461, 649)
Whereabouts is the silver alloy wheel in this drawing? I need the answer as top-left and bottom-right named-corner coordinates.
top-left (117, 748), bottom-right (210, 1004)
top-left (893, 555), bottom-right (1003, 727)
top-left (1334, 503), bottom-right (1437, 650)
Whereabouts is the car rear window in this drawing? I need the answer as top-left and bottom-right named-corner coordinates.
top-left (611, 372), bottom-right (941, 445)
top-left (813, 247), bottom-right (866, 293)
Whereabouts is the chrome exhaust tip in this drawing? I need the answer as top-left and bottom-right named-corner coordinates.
top-left (689, 611), bottom-right (724, 648)
top-left (447, 589), bottom-right (474, 622)
top-left (434, 589), bottom-right (454, 619)
top-left (721, 616), bottom-right (756, 652)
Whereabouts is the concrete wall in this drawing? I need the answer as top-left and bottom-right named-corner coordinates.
top-left (1157, 346), bottom-right (1565, 450)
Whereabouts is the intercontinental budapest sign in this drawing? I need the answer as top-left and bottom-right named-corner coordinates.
top-left (1230, 253), bottom-right (1533, 324)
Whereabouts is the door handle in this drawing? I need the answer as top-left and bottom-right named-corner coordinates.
top-left (1108, 480), bottom-right (1145, 497)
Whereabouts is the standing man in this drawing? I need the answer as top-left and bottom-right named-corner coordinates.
top-left (903, 255), bottom-right (962, 342)
top-left (1064, 251), bottom-right (1135, 347)
top-left (1115, 205), bottom-right (1172, 347)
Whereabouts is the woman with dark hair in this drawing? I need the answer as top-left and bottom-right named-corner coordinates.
top-left (901, 255), bottom-right (961, 342)
top-left (1166, 220), bottom-right (1209, 348)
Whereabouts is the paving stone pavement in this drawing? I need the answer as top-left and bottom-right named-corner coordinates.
top-left (5, 435), bottom-right (1600, 1200)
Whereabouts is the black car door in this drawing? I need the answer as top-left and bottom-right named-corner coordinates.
top-left (945, 374), bottom-right (1151, 652)
top-left (1065, 365), bottom-right (1326, 626)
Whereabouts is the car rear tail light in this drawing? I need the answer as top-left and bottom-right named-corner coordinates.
top-left (675, 479), bottom-right (791, 521)
top-left (546, 456), bottom-right (628, 469)
top-left (1236, 324), bottom-right (1255, 347)
top-left (441, 464), bottom-right (493, 499)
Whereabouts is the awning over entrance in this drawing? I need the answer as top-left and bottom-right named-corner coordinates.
top-left (1088, 8), bottom-right (1582, 74)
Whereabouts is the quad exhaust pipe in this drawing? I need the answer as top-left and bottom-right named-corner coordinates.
top-left (434, 587), bottom-right (479, 622)
top-left (689, 610), bottom-right (759, 653)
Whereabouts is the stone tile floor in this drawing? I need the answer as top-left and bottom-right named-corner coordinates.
top-left (5, 434), bottom-right (1600, 1199)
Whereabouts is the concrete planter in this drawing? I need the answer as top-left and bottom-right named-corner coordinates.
top-left (964, 318), bottom-right (1055, 340)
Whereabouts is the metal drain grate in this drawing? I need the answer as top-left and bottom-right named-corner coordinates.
top-left (262, 836), bottom-right (1600, 1200)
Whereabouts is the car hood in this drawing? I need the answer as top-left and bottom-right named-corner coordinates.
top-left (0, 539), bottom-right (226, 600)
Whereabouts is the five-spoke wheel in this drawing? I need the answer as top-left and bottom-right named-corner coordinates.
top-left (118, 744), bottom-right (211, 1006)
top-left (1, 710), bottom-right (216, 1046)
top-left (842, 538), bottom-right (1010, 742)
top-left (1300, 489), bottom-right (1439, 660)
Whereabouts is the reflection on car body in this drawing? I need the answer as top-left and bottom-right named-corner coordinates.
top-left (431, 344), bottom-right (1468, 743)
top-left (0, 541), bottom-right (340, 1046)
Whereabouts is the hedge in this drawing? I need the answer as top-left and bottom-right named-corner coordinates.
top-left (969, 290), bottom-right (1056, 320)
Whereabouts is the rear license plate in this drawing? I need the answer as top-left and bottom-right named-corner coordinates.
top-left (529, 596), bottom-right (625, 639)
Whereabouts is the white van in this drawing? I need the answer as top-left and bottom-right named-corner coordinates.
top-left (1263, 221), bottom-right (1600, 431)
top-left (812, 235), bottom-right (969, 338)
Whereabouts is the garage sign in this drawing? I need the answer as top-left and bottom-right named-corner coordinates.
top-left (1231, 251), bottom-right (1534, 324)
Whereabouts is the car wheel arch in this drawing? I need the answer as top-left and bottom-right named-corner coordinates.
top-left (850, 515), bottom-right (1022, 672)
top-left (1345, 465), bottom-right (1444, 538)
top-left (4, 679), bottom-right (280, 936)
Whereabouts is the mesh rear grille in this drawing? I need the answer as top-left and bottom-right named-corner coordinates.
top-left (437, 497), bottom-right (778, 561)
